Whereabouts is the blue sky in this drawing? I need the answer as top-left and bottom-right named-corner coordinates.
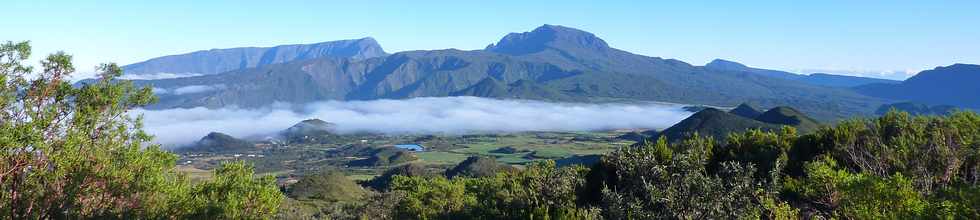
top-left (3, 0), bottom-right (978, 80)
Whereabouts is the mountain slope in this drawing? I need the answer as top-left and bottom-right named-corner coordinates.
top-left (705, 59), bottom-right (803, 81)
top-left (658, 108), bottom-right (780, 142)
top-left (283, 119), bottom-right (337, 137)
top-left (451, 78), bottom-right (577, 101)
top-left (705, 59), bottom-right (900, 88)
top-left (123, 38), bottom-right (386, 78)
top-left (185, 132), bottom-right (253, 152)
top-left (280, 119), bottom-right (345, 144)
top-left (803, 73), bottom-right (900, 88)
top-left (129, 25), bottom-right (888, 121)
top-left (856, 64), bottom-right (980, 109)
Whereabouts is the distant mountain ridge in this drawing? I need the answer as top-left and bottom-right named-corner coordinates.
top-left (856, 64), bottom-right (980, 109)
top-left (123, 37), bottom-right (386, 77)
top-left (127, 25), bottom-right (891, 121)
top-left (704, 59), bottom-right (900, 88)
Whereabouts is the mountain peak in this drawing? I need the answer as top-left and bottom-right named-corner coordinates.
top-left (283, 119), bottom-right (337, 137)
top-left (729, 103), bottom-right (763, 118)
top-left (705, 59), bottom-right (750, 71)
top-left (485, 24), bottom-right (610, 55)
top-left (920, 63), bottom-right (980, 73)
top-left (658, 108), bottom-right (779, 142)
top-left (755, 106), bottom-right (820, 132)
top-left (191, 132), bottom-right (252, 151)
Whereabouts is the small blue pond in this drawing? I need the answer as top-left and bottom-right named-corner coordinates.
top-left (395, 144), bottom-right (424, 151)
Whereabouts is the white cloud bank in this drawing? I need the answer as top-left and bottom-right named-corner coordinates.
top-left (132, 97), bottom-right (693, 147)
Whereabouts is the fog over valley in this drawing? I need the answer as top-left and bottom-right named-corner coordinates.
top-left (134, 96), bottom-right (693, 147)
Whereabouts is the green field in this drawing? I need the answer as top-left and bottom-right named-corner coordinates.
top-left (176, 130), bottom-right (639, 181)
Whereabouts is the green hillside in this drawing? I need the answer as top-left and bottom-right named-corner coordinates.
top-left (658, 108), bottom-right (781, 142)
top-left (755, 106), bottom-right (821, 133)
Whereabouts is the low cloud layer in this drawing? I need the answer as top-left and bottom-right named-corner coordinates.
top-left (133, 97), bottom-right (693, 147)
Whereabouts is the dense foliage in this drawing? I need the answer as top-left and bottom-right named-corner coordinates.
top-left (287, 110), bottom-right (980, 219)
top-left (0, 41), bottom-right (283, 219)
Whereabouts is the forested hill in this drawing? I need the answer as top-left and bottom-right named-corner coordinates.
top-left (128, 25), bottom-right (887, 121)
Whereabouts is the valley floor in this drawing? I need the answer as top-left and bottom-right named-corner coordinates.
top-left (175, 130), bottom-right (639, 183)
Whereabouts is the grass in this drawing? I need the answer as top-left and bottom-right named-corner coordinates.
top-left (527, 148), bottom-right (573, 159)
top-left (435, 132), bottom-right (630, 164)
top-left (176, 131), bottom-right (637, 185)
top-left (346, 174), bottom-right (379, 181)
top-left (416, 151), bottom-right (471, 165)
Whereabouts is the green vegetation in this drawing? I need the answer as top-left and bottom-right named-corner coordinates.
top-left (729, 102), bottom-right (764, 118)
top-left (444, 156), bottom-right (511, 178)
top-left (288, 170), bottom-right (367, 202)
top-left (658, 106), bottom-right (822, 143)
top-left (280, 110), bottom-right (980, 219)
top-left (349, 147), bottom-right (419, 167)
top-left (876, 101), bottom-right (958, 116)
top-left (0, 41), bottom-right (282, 219)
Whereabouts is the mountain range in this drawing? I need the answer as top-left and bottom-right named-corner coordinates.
top-left (113, 25), bottom-right (978, 121)
top-left (122, 37), bottom-right (386, 78)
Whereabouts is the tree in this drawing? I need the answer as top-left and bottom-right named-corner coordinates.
top-left (712, 128), bottom-right (796, 181)
top-left (288, 169), bottom-right (366, 202)
top-left (190, 161), bottom-right (284, 219)
top-left (784, 156), bottom-right (927, 218)
top-left (593, 135), bottom-right (768, 219)
top-left (0, 41), bottom-right (283, 219)
top-left (390, 175), bottom-right (476, 219)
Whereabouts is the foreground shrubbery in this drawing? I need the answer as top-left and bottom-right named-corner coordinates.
top-left (0, 41), bottom-right (282, 219)
top-left (292, 110), bottom-right (980, 219)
